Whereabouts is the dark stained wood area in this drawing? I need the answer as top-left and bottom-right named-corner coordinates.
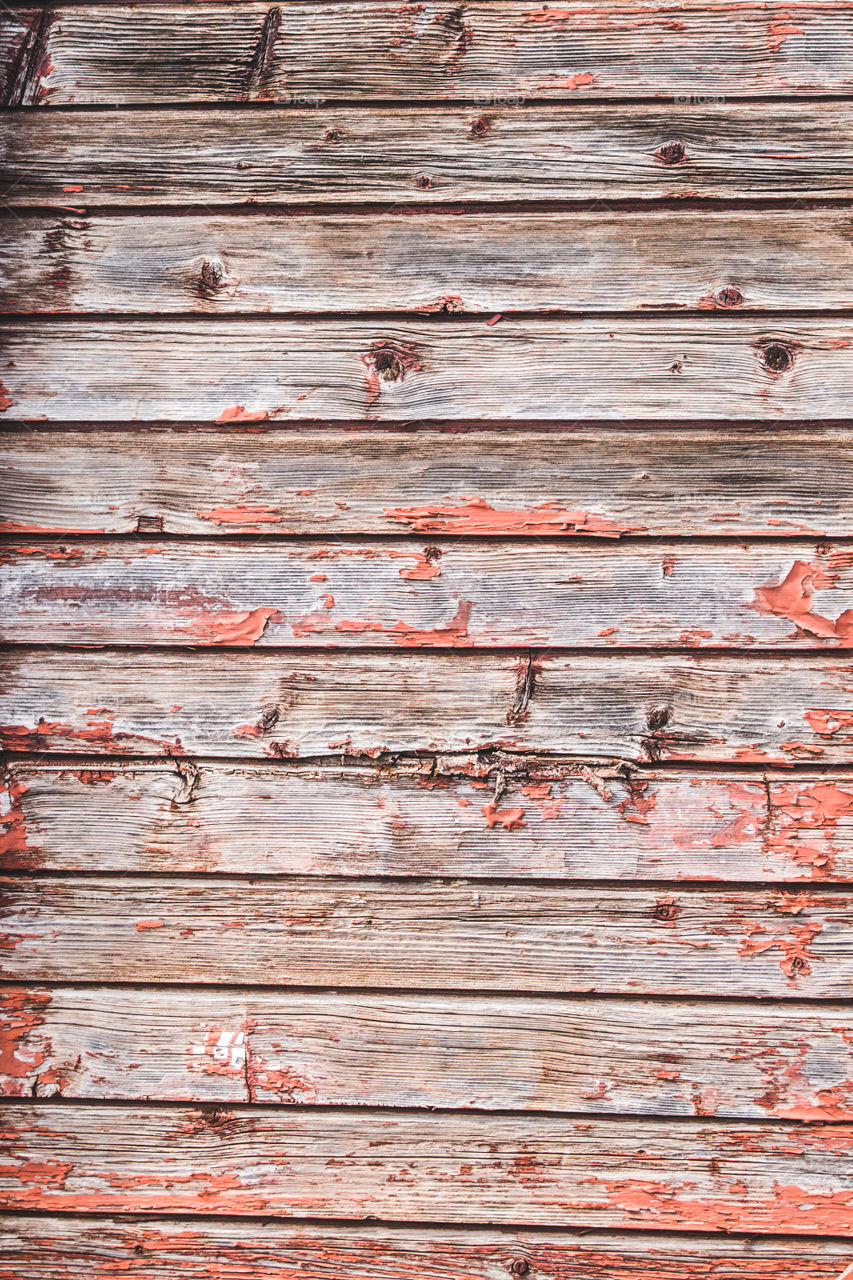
top-left (1, 1), bottom-right (853, 1275)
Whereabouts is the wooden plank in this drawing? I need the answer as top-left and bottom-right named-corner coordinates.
top-left (5, 104), bottom-right (853, 207)
top-left (8, 209), bottom-right (853, 315)
top-left (6, 759), bottom-right (853, 882)
top-left (2, 320), bottom-right (853, 423)
top-left (2, 1104), bottom-right (852, 1231)
top-left (2, 878), bottom-right (849, 996)
top-left (7, 3), bottom-right (853, 107)
top-left (1, 1221), bottom-right (851, 1280)
top-left (5, 427), bottom-right (853, 538)
top-left (7, 538), bottom-right (853, 650)
top-left (3, 986), bottom-right (851, 1119)
top-left (3, 650), bottom-right (853, 764)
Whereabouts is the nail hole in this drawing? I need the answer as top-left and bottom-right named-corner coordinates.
top-left (647, 706), bottom-right (670, 731)
top-left (655, 140), bottom-right (686, 165)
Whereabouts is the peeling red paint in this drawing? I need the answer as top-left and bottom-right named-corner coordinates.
top-left (177, 607), bottom-right (281, 646)
top-left (197, 503), bottom-right (285, 526)
top-left (0, 382), bottom-right (16, 412)
top-left (767, 16), bottom-right (805, 49)
top-left (215, 406), bottom-right (270, 424)
top-left (482, 802), bottom-right (526, 830)
top-left (0, 989), bottom-right (50, 1095)
top-left (738, 918), bottom-right (823, 983)
top-left (752, 559), bottom-right (853, 644)
top-left (135, 919), bottom-right (165, 931)
top-left (394, 599), bottom-right (473, 646)
top-left (385, 496), bottom-right (635, 536)
top-left (399, 551), bottom-right (441, 580)
top-left (0, 773), bottom-right (35, 870)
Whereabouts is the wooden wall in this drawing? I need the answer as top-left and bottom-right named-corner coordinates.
top-left (1, 3), bottom-right (853, 1275)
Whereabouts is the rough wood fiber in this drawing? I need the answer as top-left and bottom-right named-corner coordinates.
top-left (2, 1219), bottom-right (851, 1280)
top-left (2, 320), bottom-right (853, 422)
top-left (2, 1105), bottom-right (852, 1231)
top-left (3, 987), bottom-right (851, 1119)
top-left (5, 104), bottom-right (853, 205)
top-left (3, 878), bottom-right (849, 996)
top-left (6, 538), bottom-right (853, 650)
top-left (6, 2), bottom-right (853, 106)
top-left (3, 650), bottom-right (853, 764)
top-left (6, 210), bottom-right (853, 315)
top-left (4, 428), bottom-right (853, 538)
top-left (5, 760), bottom-right (853, 882)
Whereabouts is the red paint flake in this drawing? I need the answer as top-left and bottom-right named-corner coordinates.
top-left (385, 495), bottom-right (634, 537)
top-left (0, 772), bottom-right (36, 870)
top-left (521, 782), bottom-right (552, 798)
top-left (177, 607), bottom-right (281, 646)
top-left (62, 185), bottom-right (83, 193)
top-left (394, 599), bottom-right (473, 646)
top-left (399, 551), bottom-right (441, 580)
top-left (618, 779), bottom-right (657, 825)
top-left (752, 558), bottom-right (853, 644)
top-left (804, 708), bottom-right (853, 738)
top-left (215, 406), bottom-right (270, 424)
top-left (197, 503), bottom-right (284, 526)
top-left (738, 918), bottom-right (823, 983)
top-left (136, 919), bottom-right (165, 931)
top-left (482, 802), bottom-right (526, 830)
top-left (0, 990), bottom-right (51, 1095)
top-left (765, 779), bottom-right (853, 877)
top-left (767, 17), bottom-right (805, 49)
top-left (310, 574), bottom-right (327, 582)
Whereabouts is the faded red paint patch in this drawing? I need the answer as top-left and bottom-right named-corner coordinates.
top-left (0, 989), bottom-right (51, 1095)
top-left (197, 503), bottom-right (285, 526)
top-left (215, 406), bottom-right (270, 424)
top-left (394, 599), bottom-right (473, 646)
top-left (177, 607), bottom-right (281, 646)
top-left (619, 779), bottom-right (657, 825)
top-left (0, 382), bottom-right (16, 413)
top-left (738, 917), bottom-right (823, 983)
top-left (752, 559), bottom-right (853, 644)
top-left (767, 17), bottom-right (804, 50)
top-left (765, 779), bottom-right (853, 878)
top-left (385, 495), bottom-right (635, 537)
top-left (804, 708), bottom-right (853, 739)
top-left (135, 919), bottom-right (165, 931)
top-left (399, 550), bottom-right (441, 580)
top-left (0, 773), bottom-right (37, 870)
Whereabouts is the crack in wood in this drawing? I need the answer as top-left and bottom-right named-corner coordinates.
top-left (242, 6), bottom-right (282, 101)
top-left (3, 10), bottom-right (56, 107)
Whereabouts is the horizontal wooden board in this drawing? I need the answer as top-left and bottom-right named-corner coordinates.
top-left (2, 1221), bottom-right (852, 1280)
top-left (6, 759), bottom-right (853, 882)
top-left (4, 986), bottom-right (851, 1119)
top-left (2, 320), bottom-right (853, 423)
top-left (7, 209), bottom-right (853, 316)
top-left (2, 878), bottom-right (849, 996)
top-left (6, 538), bottom-right (853, 650)
top-left (2, 1105), bottom-right (852, 1231)
top-left (5, 427), bottom-right (853, 539)
top-left (5, 104), bottom-right (853, 206)
top-left (6, 3), bottom-right (853, 107)
top-left (3, 650), bottom-right (853, 764)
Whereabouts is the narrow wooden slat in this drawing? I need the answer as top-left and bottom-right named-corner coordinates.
top-left (6, 759), bottom-right (852, 882)
top-left (2, 1105), bottom-right (852, 1231)
top-left (2, 320), bottom-right (853, 423)
top-left (2, 1219), bottom-right (851, 1280)
top-left (2, 878), bottom-right (849, 996)
top-left (3, 986), bottom-right (851, 1119)
top-left (7, 2), bottom-right (853, 106)
top-left (5, 104), bottom-right (853, 206)
top-left (6, 538), bottom-right (853, 650)
top-left (3, 650), bottom-right (852, 764)
top-left (4, 427), bottom-right (853, 538)
top-left (6, 210), bottom-right (853, 316)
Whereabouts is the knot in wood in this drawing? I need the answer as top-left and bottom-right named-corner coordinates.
top-left (759, 340), bottom-right (795, 375)
top-left (646, 706), bottom-right (670, 731)
top-left (509, 1261), bottom-right (530, 1277)
top-left (470, 117), bottom-right (490, 137)
top-left (655, 140), bottom-right (686, 165)
top-left (414, 174), bottom-right (433, 189)
top-left (715, 285), bottom-right (744, 308)
top-left (653, 901), bottom-right (681, 923)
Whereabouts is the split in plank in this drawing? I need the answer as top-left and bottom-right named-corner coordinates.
top-left (2, 877), bottom-right (850, 997)
top-left (3, 986), bottom-right (851, 1119)
top-left (3, 650), bottom-right (853, 764)
top-left (6, 2), bottom-right (853, 106)
top-left (2, 319), bottom-right (853, 422)
top-left (8, 209), bottom-right (853, 315)
top-left (6, 104), bottom-right (853, 206)
top-left (1, 1219), bottom-right (851, 1280)
top-left (6, 538), bottom-right (853, 650)
top-left (5, 427), bottom-right (853, 539)
top-left (5, 759), bottom-right (851, 881)
top-left (2, 1105), bottom-right (852, 1232)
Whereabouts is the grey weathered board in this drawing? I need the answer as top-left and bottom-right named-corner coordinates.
top-left (6, 2), bottom-right (853, 105)
top-left (2, 0), bottom-right (853, 1267)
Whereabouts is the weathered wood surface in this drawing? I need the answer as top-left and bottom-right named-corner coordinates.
top-left (6, 104), bottom-right (853, 206)
top-left (2, 320), bottom-right (853, 422)
top-left (6, 760), bottom-right (853, 882)
top-left (2, 1220), bottom-right (851, 1280)
top-left (7, 538), bottom-right (853, 650)
top-left (4, 986), bottom-right (851, 1119)
top-left (7, 210), bottom-right (853, 316)
top-left (7, 3), bottom-right (853, 107)
top-left (3, 878), bottom-right (849, 996)
top-left (4, 650), bottom-right (853, 764)
top-left (2, 1105), bottom-right (852, 1231)
top-left (5, 427), bottom-right (853, 538)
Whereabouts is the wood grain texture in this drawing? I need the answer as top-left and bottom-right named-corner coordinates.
top-left (7, 538), bottom-right (853, 650)
top-left (2, 1105), bottom-right (852, 1231)
top-left (6, 759), bottom-right (853, 882)
top-left (2, 320), bottom-right (853, 423)
top-left (7, 2), bottom-right (853, 106)
top-left (6, 210), bottom-right (853, 316)
top-left (5, 104), bottom-right (853, 206)
top-left (2, 1219), bottom-right (851, 1280)
top-left (5, 427), bottom-right (853, 538)
top-left (4, 650), bottom-right (853, 764)
top-left (3, 986), bottom-right (851, 1119)
top-left (2, 878), bottom-right (849, 996)
top-left (9, 207), bottom-right (850, 314)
